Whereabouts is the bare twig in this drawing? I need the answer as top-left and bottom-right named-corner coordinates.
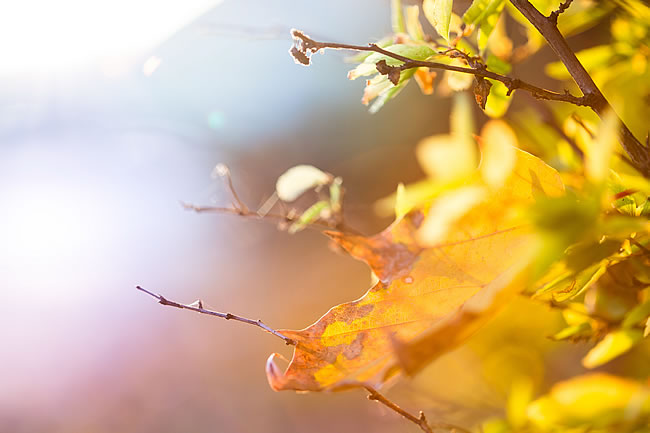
top-left (180, 202), bottom-right (361, 235)
top-left (136, 285), bottom-right (297, 345)
top-left (212, 163), bottom-right (249, 213)
top-left (508, 0), bottom-right (650, 177)
top-left (188, 163), bottom-right (361, 235)
top-left (549, 0), bottom-right (574, 24)
top-left (364, 386), bottom-right (472, 433)
top-left (290, 29), bottom-right (590, 107)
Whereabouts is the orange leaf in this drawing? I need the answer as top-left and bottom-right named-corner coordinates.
top-left (266, 149), bottom-right (564, 392)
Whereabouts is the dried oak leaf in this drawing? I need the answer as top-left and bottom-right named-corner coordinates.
top-left (266, 149), bottom-right (564, 392)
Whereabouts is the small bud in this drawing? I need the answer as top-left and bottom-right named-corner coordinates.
top-left (211, 163), bottom-right (230, 179)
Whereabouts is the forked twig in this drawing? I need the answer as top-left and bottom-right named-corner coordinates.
top-left (290, 29), bottom-right (589, 106)
top-left (137, 285), bottom-right (472, 431)
top-left (186, 163), bottom-right (361, 235)
top-left (508, 0), bottom-right (650, 177)
top-left (364, 386), bottom-right (472, 433)
top-left (135, 285), bottom-right (296, 345)
top-left (549, 0), bottom-right (574, 24)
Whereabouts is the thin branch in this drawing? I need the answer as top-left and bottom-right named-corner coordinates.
top-left (508, 0), bottom-right (650, 177)
top-left (290, 29), bottom-right (590, 107)
top-left (187, 163), bottom-right (361, 235)
top-left (549, 0), bottom-right (574, 24)
top-left (135, 285), bottom-right (296, 345)
top-left (180, 201), bottom-right (361, 235)
top-left (364, 386), bottom-right (472, 433)
top-left (212, 163), bottom-right (249, 213)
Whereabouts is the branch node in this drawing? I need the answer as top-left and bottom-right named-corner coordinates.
top-left (375, 59), bottom-right (401, 85)
top-left (549, 0), bottom-right (574, 25)
top-left (136, 286), bottom-right (296, 345)
top-left (506, 78), bottom-right (521, 96)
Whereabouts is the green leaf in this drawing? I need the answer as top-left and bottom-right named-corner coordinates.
top-left (463, 0), bottom-right (506, 52)
top-left (551, 322), bottom-right (591, 341)
top-left (557, 2), bottom-right (614, 37)
top-left (391, 0), bottom-right (405, 34)
top-left (368, 68), bottom-right (417, 113)
top-left (288, 200), bottom-right (330, 234)
top-left (348, 44), bottom-right (436, 80)
top-left (546, 45), bottom-right (616, 80)
top-left (463, 0), bottom-right (502, 25)
top-left (423, 0), bottom-right (454, 42)
top-left (582, 328), bottom-right (644, 368)
top-left (486, 54), bottom-right (511, 75)
top-left (484, 79), bottom-right (513, 118)
top-left (329, 177), bottom-right (343, 213)
top-left (623, 299), bottom-right (650, 329)
top-left (478, 3), bottom-right (505, 51)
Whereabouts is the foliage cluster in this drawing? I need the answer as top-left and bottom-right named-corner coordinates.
top-left (148, 1), bottom-right (650, 432)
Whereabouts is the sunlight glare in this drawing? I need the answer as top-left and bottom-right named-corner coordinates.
top-left (0, 0), bottom-right (222, 76)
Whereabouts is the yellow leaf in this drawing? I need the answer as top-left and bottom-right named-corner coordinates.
top-left (446, 59), bottom-right (474, 91)
top-left (586, 109), bottom-right (618, 184)
top-left (422, 0), bottom-right (453, 42)
top-left (582, 328), bottom-right (643, 368)
top-left (414, 68), bottom-right (436, 95)
top-left (416, 93), bottom-right (477, 182)
top-left (479, 120), bottom-right (518, 188)
top-left (394, 183), bottom-right (410, 219)
top-left (527, 373), bottom-right (650, 429)
top-left (405, 5), bottom-right (424, 40)
top-left (417, 186), bottom-right (486, 246)
top-left (416, 134), bottom-right (478, 181)
top-left (265, 149), bottom-right (564, 391)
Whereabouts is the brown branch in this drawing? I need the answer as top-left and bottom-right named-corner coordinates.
top-left (508, 0), bottom-right (650, 177)
top-left (549, 0), bottom-right (574, 24)
top-left (364, 386), bottom-right (472, 433)
top-left (135, 285), bottom-right (297, 345)
top-left (290, 29), bottom-right (590, 107)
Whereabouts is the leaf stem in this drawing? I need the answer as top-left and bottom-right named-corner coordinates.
top-left (135, 285), bottom-right (297, 345)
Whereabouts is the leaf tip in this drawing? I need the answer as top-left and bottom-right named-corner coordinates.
top-left (266, 353), bottom-right (289, 391)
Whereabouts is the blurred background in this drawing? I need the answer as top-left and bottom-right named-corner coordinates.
top-left (1, 1), bottom-right (645, 432)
